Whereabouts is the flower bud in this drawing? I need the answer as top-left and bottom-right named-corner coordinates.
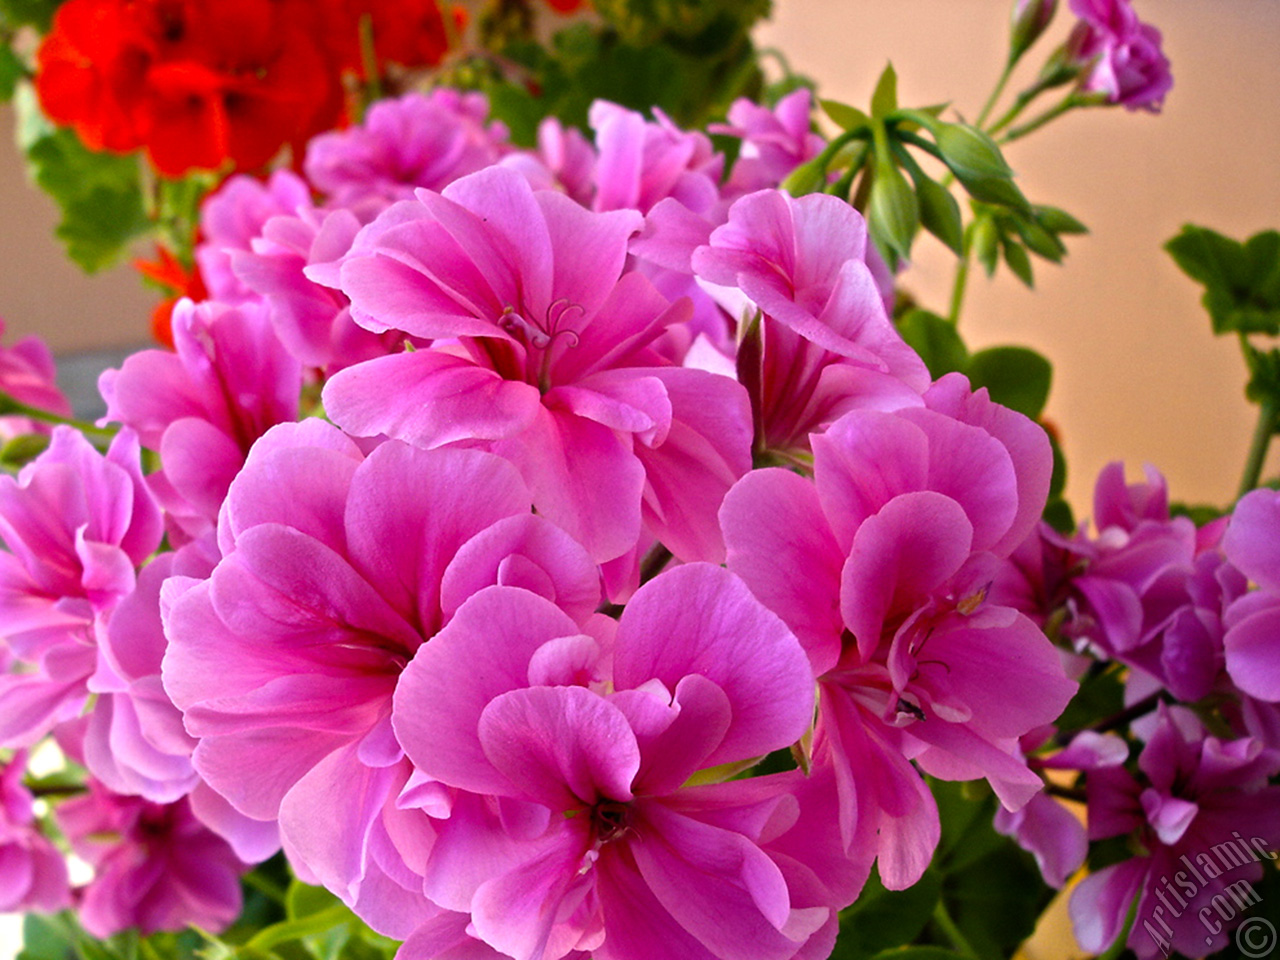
top-left (1010, 0), bottom-right (1058, 63)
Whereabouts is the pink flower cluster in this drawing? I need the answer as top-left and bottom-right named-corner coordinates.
top-left (21, 85), bottom-right (1269, 957)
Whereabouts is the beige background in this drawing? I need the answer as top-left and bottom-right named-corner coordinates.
top-left (3, 1), bottom-right (1280, 514)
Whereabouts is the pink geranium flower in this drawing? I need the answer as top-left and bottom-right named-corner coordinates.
top-left (0, 319), bottom-right (72, 441)
top-left (0, 749), bottom-right (71, 914)
top-left (305, 90), bottom-right (510, 216)
top-left (324, 166), bottom-right (751, 566)
top-left (100, 298), bottom-right (301, 542)
top-left (0, 427), bottom-right (161, 747)
top-left (161, 419), bottom-right (601, 937)
top-left (57, 777), bottom-right (247, 938)
top-left (1071, 706), bottom-right (1280, 959)
top-left (723, 376), bottom-right (1073, 889)
top-left (393, 564), bottom-right (861, 960)
top-left (1067, 0), bottom-right (1172, 112)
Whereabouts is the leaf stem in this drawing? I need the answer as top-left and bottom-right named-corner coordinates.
top-left (975, 59), bottom-right (1017, 130)
top-left (932, 900), bottom-right (979, 958)
top-left (948, 225), bottom-right (974, 326)
top-left (1238, 394), bottom-right (1278, 498)
top-left (0, 391), bottom-right (117, 441)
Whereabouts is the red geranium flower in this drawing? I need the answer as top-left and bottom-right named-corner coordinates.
top-left (37, 0), bottom-right (346, 177)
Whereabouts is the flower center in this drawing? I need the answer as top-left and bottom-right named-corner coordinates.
top-left (590, 799), bottom-right (632, 845)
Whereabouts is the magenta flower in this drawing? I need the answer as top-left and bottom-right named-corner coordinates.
top-left (195, 170), bottom-right (312, 305)
top-left (100, 298), bottom-right (301, 542)
top-left (81, 540), bottom-right (217, 804)
top-left (0, 750), bottom-right (71, 913)
top-left (324, 166), bottom-right (752, 565)
top-left (1070, 706), bottom-right (1280, 959)
top-left (305, 90), bottom-right (510, 216)
top-left (393, 564), bottom-right (860, 960)
top-left (1067, 0), bottom-right (1172, 112)
top-left (723, 377), bottom-right (1072, 889)
top-left (0, 319), bottom-right (72, 441)
top-left (57, 778), bottom-right (247, 938)
top-left (712, 89), bottom-right (825, 198)
top-left (588, 101), bottom-right (723, 216)
top-left (690, 189), bottom-right (925, 458)
top-left (1223, 488), bottom-right (1280, 703)
top-left (0, 426), bottom-right (161, 747)
top-left (161, 419), bottom-right (601, 936)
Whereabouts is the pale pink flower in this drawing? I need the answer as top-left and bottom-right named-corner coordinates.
top-left (393, 564), bottom-right (861, 960)
top-left (57, 777), bottom-right (247, 938)
top-left (0, 749), bottom-right (71, 913)
top-left (161, 419), bottom-right (601, 937)
top-left (723, 377), bottom-right (1072, 889)
top-left (0, 427), bottom-right (161, 747)
top-left (100, 298), bottom-right (301, 542)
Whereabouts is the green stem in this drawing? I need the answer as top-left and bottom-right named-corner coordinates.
top-left (357, 13), bottom-right (383, 119)
top-left (1000, 90), bottom-right (1083, 143)
top-left (974, 59), bottom-right (1017, 130)
top-left (0, 391), bottom-right (117, 441)
top-left (948, 224), bottom-right (973, 325)
top-left (1097, 893), bottom-right (1140, 960)
top-left (932, 900), bottom-right (978, 958)
top-left (1238, 394), bottom-right (1279, 498)
top-left (242, 870), bottom-right (289, 905)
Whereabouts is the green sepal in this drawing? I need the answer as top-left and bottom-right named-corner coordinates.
top-left (897, 308), bottom-right (968, 378)
top-left (870, 63), bottom-right (898, 120)
top-left (967, 345), bottom-right (1052, 419)
top-left (867, 158), bottom-right (918, 267)
top-left (971, 213), bottom-right (1000, 278)
top-left (1, 432), bottom-right (51, 466)
top-left (1001, 235), bottom-right (1035, 287)
top-left (1034, 204), bottom-right (1088, 235)
top-left (914, 175), bottom-right (963, 255)
top-left (821, 98), bottom-right (870, 133)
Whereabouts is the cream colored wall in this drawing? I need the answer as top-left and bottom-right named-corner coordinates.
top-left (2, 0), bottom-right (1278, 513)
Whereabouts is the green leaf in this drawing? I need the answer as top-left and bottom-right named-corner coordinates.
top-left (0, 0), bottom-right (63, 30)
top-left (897, 309), bottom-right (969, 378)
top-left (18, 95), bottom-right (150, 272)
top-left (938, 841), bottom-right (1052, 960)
top-left (1001, 235), bottom-right (1034, 287)
top-left (779, 158), bottom-right (826, 196)
top-left (870, 63), bottom-right (898, 120)
top-left (1043, 497), bottom-right (1075, 533)
top-left (0, 44), bottom-right (26, 101)
top-left (966, 345), bottom-right (1052, 418)
top-left (1169, 501), bottom-right (1227, 525)
top-left (867, 159), bottom-right (918, 266)
top-left (285, 880), bottom-right (343, 922)
top-left (868, 950), bottom-right (968, 960)
top-left (832, 868), bottom-right (942, 959)
top-left (1165, 224), bottom-right (1280, 336)
top-left (914, 176), bottom-right (963, 255)
top-left (18, 913), bottom-right (77, 960)
top-left (1054, 664), bottom-right (1125, 733)
top-left (822, 98), bottom-right (869, 132)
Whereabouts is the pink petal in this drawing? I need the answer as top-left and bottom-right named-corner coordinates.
top-left (393, 586), bottom-right (585, 795)
top-left (478, 686), bottom-right (641, 808)
top-left (324, 349), bottom-right (543, 447)
top-left (613, 563), bottom-right (814, 768)
top-left (722, 468), bottom-right (846, 675)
